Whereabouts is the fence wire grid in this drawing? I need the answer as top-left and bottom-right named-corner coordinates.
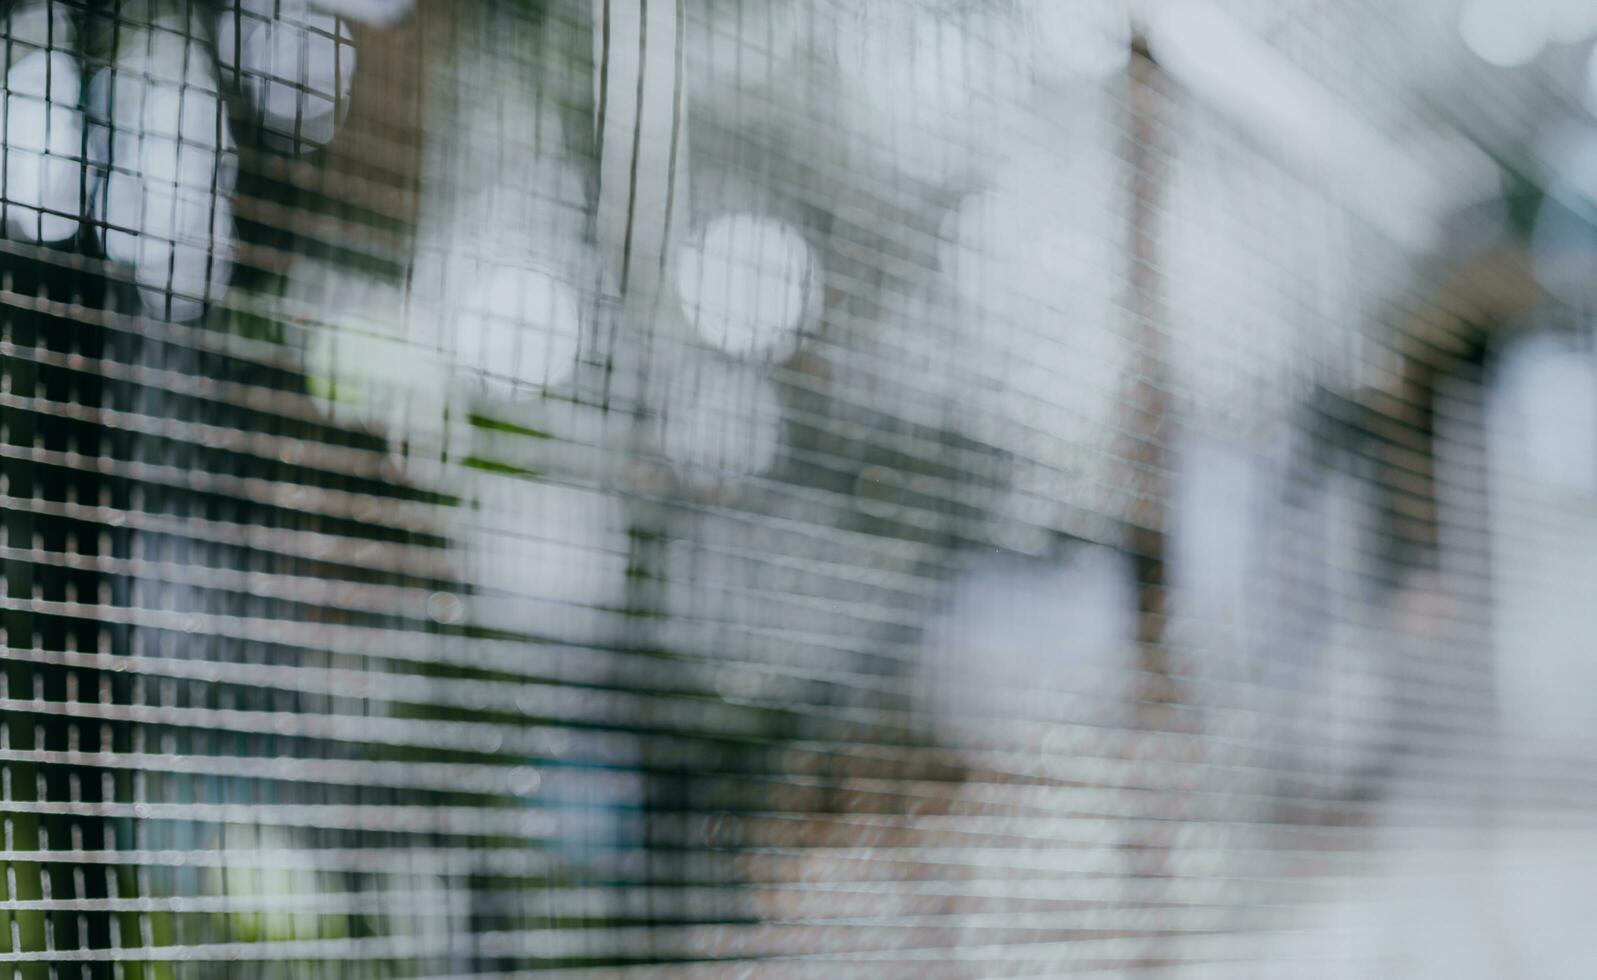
top-left (3, 0), bottom-right (1597, 977)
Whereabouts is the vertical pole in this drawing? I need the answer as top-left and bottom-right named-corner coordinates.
top-left (593, 0), bottom-right (690, 310)
top-left (1124, 48), bottom-right (1178, 738)
top-left (1120, 41), bottom-right (1181, 967)
top-left (592, 1), bottom-right (690, 959)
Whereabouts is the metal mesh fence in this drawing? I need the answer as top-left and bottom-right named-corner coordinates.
top-left (3, 0), bottom-right (1597, 976)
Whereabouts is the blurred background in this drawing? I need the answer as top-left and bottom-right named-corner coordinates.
top-left (2, 0), bottom-right (1597, 976)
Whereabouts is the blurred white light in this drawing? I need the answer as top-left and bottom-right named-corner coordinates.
top-left (1494, 334), bottom-right (1597, 493)
top-left (411, 247), bottom-right (585, 398)
top-left (939, 151), bottom-right (1131, 461)
top-left (411, 37), bottom-right (594, 422)
top-left (921, 546), bottom-right (1137, 726)
top-left (465, 480), bottom-right (632, 641)
top-left (657, 358), bottom-right (782, 488)
top-left (1493, 547), bottom-right (1597, 744)
top-left (675, 213), bottom-right (819, 359)
top-left (466, 262), bottom-right (583, 394)
top-left (1400, 127), bottom-right (1505, 223)
top-left (1171, 439), bottom-right (1267, 628)
top-left (1489, 333), bottom-right (1597, 744)
top-left (1291, 834), bottom-right (1597, 979)
top-left (2, 10), bottom-right (86, 244)
top-left (1549, 0), bottom-right (1597, 43)
top-left (311, 0), bottom-right (412, 27)
top-left (89, 21), bottom-right (236, 321)
top-left (1303, 473), bottom-right (1397, 793)
top-left (1583, 45), bottom-right (1597, 118)
top-left (306, 319), bottom-right (453, 437)
top-left (829, 2), bottom-right (1032, 186)
top-left (124, 192), bottom-right (234, 322)
top-left (1160, 144), bottom-right (1363, 433)
top-left (1167, 433), bottom-right (1403, 801)
top-left (216, 1), bottom-right (357, 153)
top-left (941, 157), bottom-right (1115, 318)
top-left (459, 156), bottom-right (588, 256)
top-left (1146, 0), bottom-right (1462, 251)
top-left (1458, 0), bottom-right (1547, 67)
top-left (420, 49), bottom-right (587, 270)
top-left (1023, 0), bottom-right (1130, 84)
top-left (294, 257), bottom-right (454, 448)
top-left (213, 826), bottom-right (331, 943)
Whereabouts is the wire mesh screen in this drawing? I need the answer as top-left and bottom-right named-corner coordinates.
top-left (4, 0), bottom-right (1597, 976)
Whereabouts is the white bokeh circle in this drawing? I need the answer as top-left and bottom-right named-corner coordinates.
top-left (676, 213), bottom-right (819, 359)
top-left (657, 358), bottom-right (783, 488)
top-left (216, 1), bottom-right (357, 152)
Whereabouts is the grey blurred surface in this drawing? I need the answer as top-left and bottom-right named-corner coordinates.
top-left (4, 0), bottom-right (1597, 976)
